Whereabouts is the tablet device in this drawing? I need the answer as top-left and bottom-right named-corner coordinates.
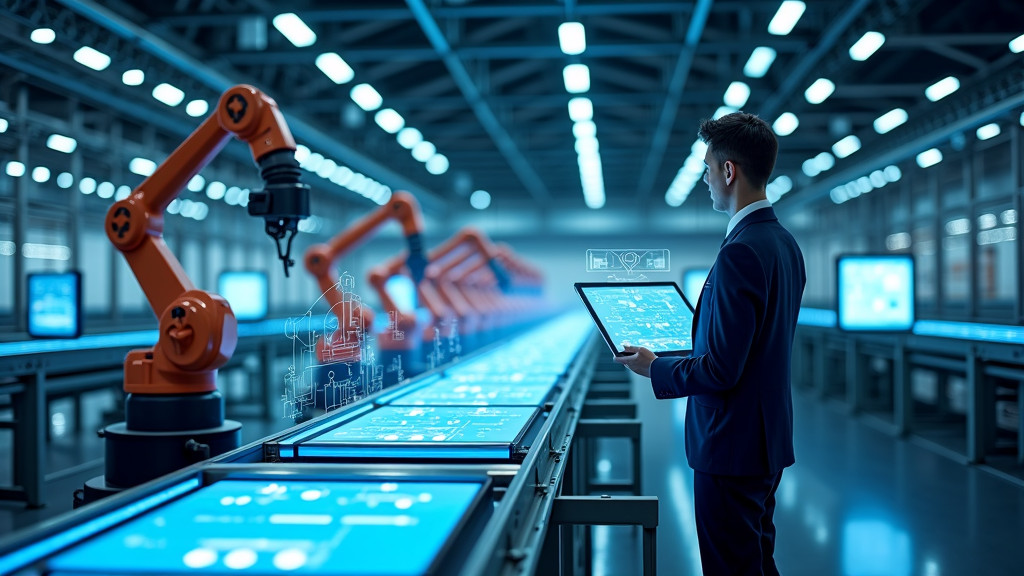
top-left (574, 281), bottom-right (695, 357)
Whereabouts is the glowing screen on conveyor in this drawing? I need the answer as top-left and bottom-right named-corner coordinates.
top-left (46, 478), bottom-right (486, 575)
top-left (388, 373), bottom-right (558, 406)
top-left (299, 405), bottom-right (538, 460)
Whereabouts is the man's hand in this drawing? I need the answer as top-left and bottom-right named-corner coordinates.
top-left (613, 345), bottom-right (657, 378)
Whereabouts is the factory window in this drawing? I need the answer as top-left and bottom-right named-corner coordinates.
top-left (115, 254), bottom-right (148, 316)
top-left (912, 224), bottom-right (937, 311)
top-left (80, 228), bottom-right (111, 316)
top-left (204, 238), bottom-right (224, 294)
top-left (940, 213), bottom-right (970, 312)
top-left (181, 236), bottom-right (205, 290)
top-left (939, 157), bottom-right (967, 209)
top-left (975, 205), bottom-right (1017, 314)
top-left (910, 176), bottom-right (934, 217)
top-left (974, 139), bottom-right (1012, 200)
top-left (24, 216), bottom-right (70, 276)
top-left (0, 217), bottom-right (13, 323)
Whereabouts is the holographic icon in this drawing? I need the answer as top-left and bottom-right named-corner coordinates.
top-left (585, 249), bottom-right (671, 275)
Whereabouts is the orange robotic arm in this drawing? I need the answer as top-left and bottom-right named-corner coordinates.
top-left (304, 191), bottom-right (426, 354)
top-left (105, 85), bottom-right (310, 395)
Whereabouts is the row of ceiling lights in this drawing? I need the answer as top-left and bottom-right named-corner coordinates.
top-left (669, 1), bottom-right (1024, 209)
top-left (13, 21), bottom-right (412, 212)
top-left (272, 14), bottom-right (451, 179)
top-left (558, 21), bottom-right (605, 210)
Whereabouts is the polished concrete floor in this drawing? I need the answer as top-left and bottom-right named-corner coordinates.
top-left (2, 375), bottom-right (1024, 574)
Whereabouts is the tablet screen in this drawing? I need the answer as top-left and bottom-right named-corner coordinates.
top-left (575, 282), bottom-right (694, 356)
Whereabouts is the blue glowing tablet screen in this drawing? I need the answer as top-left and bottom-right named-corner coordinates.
top-left (390, 375), bottom-right (556, 406)
top-left (314, 406), bottom-right (535, 446)
top-left (580, 284), bottom-right (693, 354)
top-left (27, 272), bottom-right (82, 338)
top-left (47, 479), bottom-right (483, 575)
top-left (837, 255), bottom-right (915, 331)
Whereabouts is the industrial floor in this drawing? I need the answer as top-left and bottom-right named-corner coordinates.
top-left (2, 375), bottom-right (1024, 575)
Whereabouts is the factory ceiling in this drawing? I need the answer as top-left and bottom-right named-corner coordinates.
top-left (1, 0), bottom-right (1023, 221)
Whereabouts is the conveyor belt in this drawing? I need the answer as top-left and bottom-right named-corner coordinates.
top-left (0, 312), bottom-right (599, 576)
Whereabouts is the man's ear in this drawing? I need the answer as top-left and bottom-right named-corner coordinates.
top-left (723, 160), bottom-right (737, 186)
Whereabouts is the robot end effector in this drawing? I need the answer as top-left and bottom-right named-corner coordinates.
top-left (248, 150), bottom-right (310, 277)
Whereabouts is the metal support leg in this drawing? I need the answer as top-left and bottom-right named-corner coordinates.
top-left (846, 339), bottom-right (860, 412)
top-left (551, 495), bottom-right (659, 576)
top-left (966, 351), bottom-right (991, 464)
top-left (894, 340), bottom-right (912, 436)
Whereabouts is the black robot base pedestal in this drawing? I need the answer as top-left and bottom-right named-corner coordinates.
top-left (76, 391), bottom-right (241, 507)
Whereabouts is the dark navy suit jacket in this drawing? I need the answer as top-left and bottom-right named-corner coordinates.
top-left (651, 207), bottom-right (805, 476)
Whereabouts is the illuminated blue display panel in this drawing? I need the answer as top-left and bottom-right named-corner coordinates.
top-left (294, 406), bottom-right (538, 460)
top-left (575, 282), bottom-right (694, 356)
top-left (837, 255), bottom-right (915, 332)
top-left (218, 271), bottom-right (269, 321)
top-left (27, 271), bottom-right (82, 339)
top-left (46, 478), bottom-right (486, 575)
top-left (388, 374), bottom-right (558, 406)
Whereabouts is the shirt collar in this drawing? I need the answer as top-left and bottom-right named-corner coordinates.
top-left (726, 199), bottom-right (772, 236)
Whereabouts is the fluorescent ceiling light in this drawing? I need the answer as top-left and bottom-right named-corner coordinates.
top-left (801, 158), bottom-right (820, 177)
top-left (723, 81), bottom-right (751, 108)
top-left (916, 148), bottom-right (943, 168)
top-left (79, 177), bottom-right (96, 194)
top-left (374, 108), bottom-right (405, 133)
top-left (873, 108), bottom-right (908, 134)
top-left (0, 118), bottom-right (7, 133)
top-left (830, 187), bottom-right (848, 204)
top-left (130, 157), bottom-right (157, 176)
top-left (73, 46), bottom-right (111, 71)
top-left (572, 120), bottom-right (597, 139)
top-left (925, 76), bottom-right (959, 102)
top-left (562, 64), bottom-right (591, 93)
top-left (350, 83), bottom-right (383, 111)
top-left (152, 83), bottom-right (185, 107)
top-left (206, 181), bottom-right (226, 200)
top-left (315, 52), bottom-right (354, 84)
top-left (814, 151), bottom-right (835, 171)
top-left (772, 112), bottom-right (798, 136)
top-left (425, 153), bottom-right (449, 175)
top-left (411, 141), bottom-right (436, 162)
top-left (883, 165), bottom-right (902, 182)
top-left (272, 13), bottom-right (316, 48)
top-left (574, 136), bottom-right (599, 156)
top-left (46, 134), bottom-right (77, 153)
top-left (56, 172), bottom-right (74, 189)
top-left (187, 174), bottom-right (205, 192)
top-left (849, 31), bottom-right (885, 61)
top-left (855, 176), bottom-right (872, 193)
top-left (31, 167), bottom-right (50, 183)
top-left (185, 100), bottom-right (209, 117)
top-left (558, 22), bottom-right (586, 55)
top-left (768, 1), bottom-right (806, 36)
top-left (115, 185), bottom-right (132, 201)
top-left (568, 97), bottom-right (593, 122)
top-left (397, 127), bottom-right (422, 149)
top-left (976, 123), bottom-right (1000, 140)
top-left (832, 135), bottom-right (861, 158)
top-left (804, 78), bottom-right (835, 104)
top-left (30, 28), bottom-right (55, 44)
top-left (97, 181), bottom-right (115, 199)
top-left (316, 159), bottom-right (336, 179)
top-left (122, 69), bottom-right (145, 86)
top-left (1010, 33), bottom-right (1024, 54)
top-left (743, 47), bottom-right (776, 78)
top-left (713, 105), bottom-right (737, 120)
top-left (869, 170), bottom-right (887, 188)
top-left (470, 190), bottom-right (491, 210)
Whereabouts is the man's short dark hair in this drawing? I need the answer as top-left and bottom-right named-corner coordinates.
top-left (698, 112), bottom-right (778, 190)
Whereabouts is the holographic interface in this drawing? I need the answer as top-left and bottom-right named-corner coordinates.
top-left (46, 478), bottom-right (486, 576)
top-left (576, 282), bottom-right (694, 355)
top-left (585, 249), bottom-right (671, 275)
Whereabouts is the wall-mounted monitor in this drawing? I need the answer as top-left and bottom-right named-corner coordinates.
top-left (27, 271), bottom-right (83, 338)
top-left (682, 267), bottom-right (711, 304)
top-left (218, 271), bottom-right (268, 321)
top-left (837, 254), bottom-right (915, 332)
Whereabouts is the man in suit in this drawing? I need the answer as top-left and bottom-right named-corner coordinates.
top-left (616, 112), bottom-right (806, 575)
